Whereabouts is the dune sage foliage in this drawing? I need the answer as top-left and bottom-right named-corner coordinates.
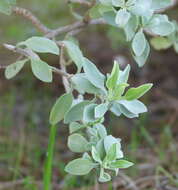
top-left (1, 0), bottom-right (177, 186)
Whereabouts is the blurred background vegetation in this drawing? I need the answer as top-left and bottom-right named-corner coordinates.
top-left (0, 0), bottom-right (178, 190)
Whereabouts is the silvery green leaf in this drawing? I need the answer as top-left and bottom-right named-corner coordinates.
top-left (118, 104), bottom-right (139, 118)
top-left (126, 0), bottom-right (136, 7)
top-left (65, 158), bottom-right (95, 175)
top-left (68, 133), bottom-right (89, 153)
top-left (71, 73), bottom-right (103, 95)
top-left (129, 0), bottom-right (153, 18)
top-left (106, 61), bottom-right (119, 89)
top-left (104, 135), bottom-right (119, 152)
top-left (115, 9), bottom-right (131, 27)
top-left (124, 14), bottom-right (139, 41)
top-left (19, 37), bottom-right (59, 55)
top-left (69, 122), bottom-right (85, 134)
top-left (83, 58), bottom-right (106, 90)
top-left (110, 160), bottom-right (134, 169)
top-left (117, 64), bottom-right (131, 84)
top-left (96, 139), bottom-right (106, 160)
top-left (99, 168), bottom-right (111, 182)
top-left (124, 83), bottom-right (153, 100)
top-left (95, 103), bottom-right (108, 118)
top-left (83, 104), bottom-right (97, 123)
top-left (134, 40), bottom-right (150, 67)
top-left (64, 101), bottom-right (90, 124)
top-left (110, 103), bottom-right (122, 116)
top-left (112, 0), bottom-right (125, 7)
top-left (5, 59), bottom-right (28, 79)
top-left (151, 0), bottom-right (171, 10)
top-left (147, 14), bottom-right (175, 36)
top-left (112, 83), bottom-right (129, 100)
top-left (92, 146), bottom-right (102, 164)
top-left (94, 124), bottom-right (107, 139)
top-left (132, 30), bottom-right (147, 56)
top-left (63, 40), bottom-right (85, 72)
top-left (104, 135), bottom-right (123, 159)
top-left (104, 143), bottom-right (117, 162)
top-left (119, 100), bottom-right (147, 114)
top-left (30, 59), bottom-right (53, 83)
top-left (49, 93), bottom-right (73, 125)
top-left (102, 11), bottom-right (117, 27)
top-left (82, 152), bottom-right (92, 161)
top-left (87, 127), bottom-right (98, 137)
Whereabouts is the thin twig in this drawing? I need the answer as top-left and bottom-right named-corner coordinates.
top-left (3, 44), bottom-right (71, 78)
top-left (46, 18), bottom-right (107, 38)
top-left (59, 44), bottom-right (71, 92)
top-left (12, 6), bottom-right (51, 34)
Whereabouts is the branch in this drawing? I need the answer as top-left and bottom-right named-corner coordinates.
top-left (3, 44), bottom-right (71, 78)
top-left (12, 6), bottom-right (51, 34)
top-left (46, 18), bottom-right (107, 38)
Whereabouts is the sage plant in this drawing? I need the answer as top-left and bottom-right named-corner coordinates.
top-left (1, 0), bottom-right (178, 188)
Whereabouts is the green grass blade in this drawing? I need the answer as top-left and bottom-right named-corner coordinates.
top-left (43, 125), bottom-right (57, 190)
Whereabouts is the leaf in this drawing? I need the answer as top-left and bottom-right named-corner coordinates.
top-left (130, 0), bottom-right (153, 18)
top-left (68, 133), bottom-right (89, 153)
top-left (118, 100), bottom-right (147, 114)
top-left (147, 14), bottom-right (175, 36)
top-left (150, 37), bottom-right (172, 50)
top-left (65, 158), bottom-right (95, 175)
top-left (96, 139), bottom-right (106, 160)
top-left (134, 40), bottom-right (150, 67)
top-left (95, 103), bottom-right (108, 118)
top-left (5, 59), bottom-right (28, 79)
top-left (115, 9), bottom-right (131, 27)
top-left (63, 40), bottom-right (85, 72)
top-left (19, 37), bottom-right (59, 55)
top-left (151, 0), bottom-right (171, 10)
top-left (30, 59), bottom-right (53, 82)
top-left (64, 101), bottom-right (90, 124)
top-left (94, 124), bottom-right (107, 139)
top-left (124, 14), bottom-right (139, 41)
top-left (99, 168), bottom-right (111, 182)
top-left (124, 83), bottom-right (153, 100)
top-left (112, 0), bottom-right (125, 7)
top-left (69, 122), bottom-right (85, 134)
top-left (71, 73), bottom-right (103, 95)
top-left (110, 160), bottom-right (134, 169)
top-left (105, 143), bottom-right (117, 162)
top-left (106, 61), bottom-right (119, 89)
top-left (91, 146), bottom-right (102, 164)
top-left (83, 104), bottom-right (97, 123)
top-left (118, 104), bottom-right (139, 118)
top-left (49, 93), bottom-right (73, 125)
top-left (83, 58), bottom-right (105, 90)
top-left (132, 30), bottom-right (147, 56)
top-left (117, 64), bottom-right (131, 84)
top-left (104, 135), bottom-right (123, 159)
top-left (102, 11), bottom-right (117, 27)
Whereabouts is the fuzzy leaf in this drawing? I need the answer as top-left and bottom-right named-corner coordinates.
top-left (5, 59), bottom-right (28, 79)
top-left (49, 93), bottom-right (73, 125)
top-left (65, 158), bottom-right (95, 175)
top-left (19, 37), bottom-right (59, 55)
